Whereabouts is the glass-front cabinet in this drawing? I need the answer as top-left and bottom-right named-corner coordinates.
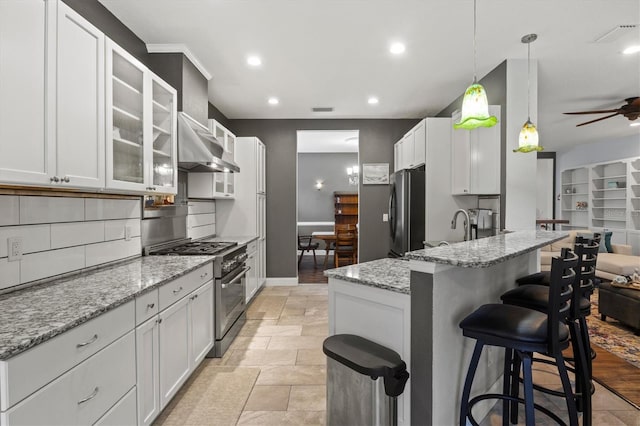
top-left (149, 76), bottom-right (177, 192)
top-left (210, 120), bottom-right (236, 198)
top-left (106, 40), bottom-right (177, 194)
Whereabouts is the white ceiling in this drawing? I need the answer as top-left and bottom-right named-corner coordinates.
top-left (297, 130), bottom-right (359, 153)
top-left (100, 0), bottom-right (640, 151)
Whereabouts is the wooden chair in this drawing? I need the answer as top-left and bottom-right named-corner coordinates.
top-left (334, 228), bottom-right (357, 268)
top-left (298, 235), bottom-right (319, 266)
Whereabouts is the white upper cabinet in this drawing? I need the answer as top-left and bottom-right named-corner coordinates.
top-left (56, 1), bottom-right (105, 189)
top-left (0, 0), bottom-right (105, 189)
top-left (187, 120), bottom-right (236, 199)
top-left (106, 40), bottom-right (177, 194)
top-left (0, 0), bottom-right (55, 185)
top-left (451, 105), bottom-right (501, 195)
top-left (394, 119), bottom-right (426, 171)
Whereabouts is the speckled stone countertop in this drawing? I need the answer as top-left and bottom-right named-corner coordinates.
top-left (405, 230), bottom-right (568, 268)
top-left (324, 258), bottom-right (410, 295)
top-left (200, 235), bottom-right (258, 246)
top-left (0, 256), bottom-right (213, 360)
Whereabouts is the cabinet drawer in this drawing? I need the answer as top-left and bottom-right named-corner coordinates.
top-left (247, 240), bottom-right (257, 254)
top-left (94, 386), bottom-right (137, 426)
top-left (159, 263), bottom-right (213, 311)
top-left (1, 331), bottom-right (136, 426)
top-left (136, 289), bottom-right (159, 325)
top-left (0, 300), bottom-right (134, 411)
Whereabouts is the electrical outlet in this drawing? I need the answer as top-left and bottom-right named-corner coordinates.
top-left (382, 213), bottom-right (389, 222)
top-left (7, 236), bottom-right (23, 261)
top-left (124, 226), bottom-right (132, 241)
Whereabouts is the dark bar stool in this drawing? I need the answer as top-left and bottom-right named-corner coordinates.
top-left (459, 248), bottom-right (579, 426)
top-left (502, 239), bottom-right (599, 425)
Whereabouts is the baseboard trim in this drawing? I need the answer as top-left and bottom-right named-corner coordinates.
top-left (265, 277), bottom-right (298, 287)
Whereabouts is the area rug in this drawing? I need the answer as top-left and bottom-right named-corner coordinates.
top-left (587, 289), bottom-right (640, 409)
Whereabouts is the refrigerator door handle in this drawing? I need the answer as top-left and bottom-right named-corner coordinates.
top-left (389, 185), bottom-right (396, 237)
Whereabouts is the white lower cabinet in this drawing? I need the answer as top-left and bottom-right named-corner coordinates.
top-left (245, 241), bottom-right (258, 303)
top-left (94, 387), bottom-right (137, 426)
top-left (158, 295), bottom-right (191, 409)
top-left (190, 281), bottom-right (214, 366)
top-left (1, 331), bottom-right (135, 425)
top-left (136, 316), bottom-right (161, 426)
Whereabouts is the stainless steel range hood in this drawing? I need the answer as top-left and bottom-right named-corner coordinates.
top-left (177, 112), bottom-right (240, 173)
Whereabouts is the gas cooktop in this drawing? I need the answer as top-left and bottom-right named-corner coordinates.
top-left (149, 241), bottom-right (238, 256)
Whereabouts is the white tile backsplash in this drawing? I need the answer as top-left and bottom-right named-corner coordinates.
top-left (188, 224), bottom-right (216, 241)
top-left (19, 196), bottom-right (85, 224)
top-left (104, 219), bottom-right (141, 241)
top-left (0, 196), bottom-right (20, 226)
top-left (188, 213), bottom-right (215, 228)
top-left (85, 237), bottom-right (141, 267)
top-left (187, 201), bottom-right (215, 215)
top-left (51, 222), bottom-right (105, 249)
top-left (0, 195), bottom-right (144, 291)
top-left (0, 224), bottom-right (51, 257)
top-left (0, 258), bottom-right (20, 290)
top-left (85, 199), bottom-right (140, 220)
top-left (20, 246), bottom-right (85, 283)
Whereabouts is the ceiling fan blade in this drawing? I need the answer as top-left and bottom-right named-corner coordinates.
top-left (563, 109), bottom-right (619, 115)
top-left (575, 112), bottom-right (620, 127)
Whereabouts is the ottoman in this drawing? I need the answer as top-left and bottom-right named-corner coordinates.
top-left (598, 281), bottom-right (640, 335)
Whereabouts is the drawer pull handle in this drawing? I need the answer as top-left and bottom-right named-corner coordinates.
top-left (147, 303), bottom-right (155, 309)
top-left (78, 387), bottom-right (99, 405)
top-left (173, 286), bottom-right (183, 295)
top-left (157, 318), bottom-right (163, 324)
top-left (191, 294), bottom-right (199, 301)
top-left (76, 334), bottom-right (98, 348)
top-left (200, 272), bottom-right (208, 278)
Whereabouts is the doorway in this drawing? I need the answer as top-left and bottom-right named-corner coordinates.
top-left (296, 130), bottom-right (359, 284)
top-left (536, 152), bottom-right (556, 228)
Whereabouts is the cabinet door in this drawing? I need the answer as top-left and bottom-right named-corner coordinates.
top-left (56, 2), bottom-right (105, 188)
top-left (470, 105), bottom-right (500, 194)
top-left (412, 120), bottom-right (426, 167)
top-left (0, 0), bottom-right (56, 186)
top-left (105, 40), bottom-right (147, 192)
top-left (158, 296), bottom-right (190, 409)
top-left (401, 134), bottom-right (413, 169)
top-left (259, 238), bottom-right (267, 287)
top-left (451, 111), bottom-right (471, 195)
top-left (149, 74), bottom-right (178, 193)
top-left (257, 141), bottom-right (266, 194)
top-left (245, 250), bottom-right (258, 303)
top-left (189, 281), bottom-right (214, 367)
top-left (136, 316), bottom-right (160, 426)
top-left (394, 141), bottom-right (402, 172)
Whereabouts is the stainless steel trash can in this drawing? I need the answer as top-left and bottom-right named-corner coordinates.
top-left (323, 334), bottom-right (409, 426)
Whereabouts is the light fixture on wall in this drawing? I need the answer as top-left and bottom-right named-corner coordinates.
top-left (315, 180), bottom-right (323, 190)
top-left (453, 0), bottom-right (497, 130)
top-left (514, 33), bottom-right (544, 153)
top-left (347, 165), bottom-right (359, 186)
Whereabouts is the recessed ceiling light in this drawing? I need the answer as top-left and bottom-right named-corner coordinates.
top-left (247, 55), bottom-right (262, 66)
top-left (367, 97), bottom-right (379, 105)
top-left (390, 42), bottom-right (406, 55)
top-left (268, 97), bottom-right (279, 105)
top-left (623, 45), bottom-right (640, 55)
top-left (630, 122), bottom-right (640, 127)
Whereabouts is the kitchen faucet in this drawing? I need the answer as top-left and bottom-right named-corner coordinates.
top-left (451, 209), bottom-right (472, 241)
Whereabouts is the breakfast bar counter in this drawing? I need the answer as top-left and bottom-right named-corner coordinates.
top-left (325, 230), bottom-right (567, 426)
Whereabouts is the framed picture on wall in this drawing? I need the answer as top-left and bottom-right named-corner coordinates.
top-left (362, 163), bottom-right (389, 185)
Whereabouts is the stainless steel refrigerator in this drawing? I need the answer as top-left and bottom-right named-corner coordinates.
top-left (389, 167), bottom-right (425, 257)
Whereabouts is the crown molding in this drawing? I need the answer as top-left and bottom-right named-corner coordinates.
top-left (146, 43), bottom-right (212, 80)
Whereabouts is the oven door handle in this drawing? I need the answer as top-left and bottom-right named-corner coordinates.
top-left (221, 267), bottom-right (250, 288)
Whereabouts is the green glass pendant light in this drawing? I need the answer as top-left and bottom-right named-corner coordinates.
top-left (514, 33), bottom-right (543, 153)
top-left (454, 0), bottom-right (497, 130)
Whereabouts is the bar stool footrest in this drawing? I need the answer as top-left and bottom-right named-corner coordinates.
top-left (467, 393), bottom-right (569, 426)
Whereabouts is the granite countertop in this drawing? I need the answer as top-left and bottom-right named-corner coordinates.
top-left (200, 235), bottom-right (258, 246)
top-left (324, 258), bottom-right (411, 294)
top-left (0, 256), bottom-right (214, 360)
top-left (405, 230), bottom-right (568, 268)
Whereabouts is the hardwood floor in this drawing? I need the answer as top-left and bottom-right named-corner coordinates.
top-left (298, 253), bottom-right (328, 284)
top-left (592, 343), bottom-right (640, 409)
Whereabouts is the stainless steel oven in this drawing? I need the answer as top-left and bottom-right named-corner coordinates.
top-left (212, 245), bottom-right (248, 357)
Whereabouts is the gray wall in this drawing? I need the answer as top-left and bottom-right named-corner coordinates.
top-left (298, 153), bottom-right (358, 222)
top-left (230, 119), bottom-right (419, 278)
top-left (437, 61), bottom-right (508, 229)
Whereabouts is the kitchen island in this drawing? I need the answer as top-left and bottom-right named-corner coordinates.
top-left (325, 230), bottom-right (568, 426)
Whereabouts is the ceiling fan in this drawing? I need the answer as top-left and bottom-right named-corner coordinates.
top-left (563, 97), bottom-right (640, 127)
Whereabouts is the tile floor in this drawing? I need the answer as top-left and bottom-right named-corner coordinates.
top-left (155, 284), bottom-right (639, 426)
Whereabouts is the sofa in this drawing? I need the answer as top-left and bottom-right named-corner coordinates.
top-left (539, 230), bottom-right (639, 280)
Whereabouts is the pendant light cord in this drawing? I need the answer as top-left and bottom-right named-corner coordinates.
top-left (527, 41), bottom-right (531, 121)
top-left (473, 0), bottom-right (477, 83)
